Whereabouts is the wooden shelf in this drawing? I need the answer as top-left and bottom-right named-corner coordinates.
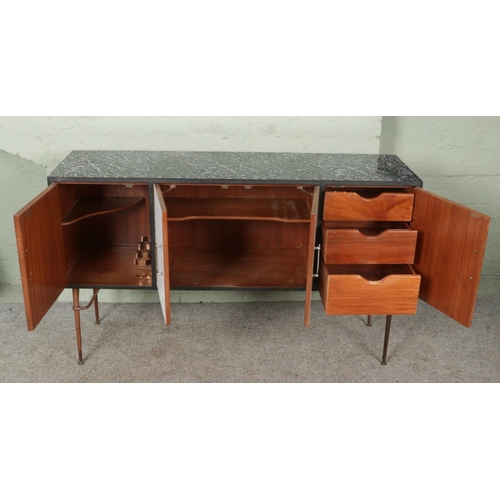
top-left (67, 246), bottom-right (152, 287)
top-left (164, 197), bottom-right (311, 222)
top-left (169, 246), bottom-right (308, 288)
top-left (62, 197), bottom-right (144, 226)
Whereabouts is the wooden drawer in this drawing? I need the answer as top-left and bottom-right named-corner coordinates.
top-left (322, 221), bottom-right (417, 264)
top-left (323, 190), bottom-right (414, 221)
top-left (319, 262), bottom-right (421, 315)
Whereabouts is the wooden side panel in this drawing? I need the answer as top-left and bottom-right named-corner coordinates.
top-left (154, 185), bottom-right (171, 325)
top-left (411, 188), bottom-right (490, 327)
top-left (13, 184), bottom-right (66, 330)
top-left (324, 191), bottom-right (414, 221)
top-left (167, 219), bottom-right (310, 250)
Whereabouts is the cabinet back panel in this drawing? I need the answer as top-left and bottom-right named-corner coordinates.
top-left (79, 205), bottom-right (149, 248)
top-left (169, 247), bottom-right (308, 288)
top-left (168, 220), bottom-right (310, 249)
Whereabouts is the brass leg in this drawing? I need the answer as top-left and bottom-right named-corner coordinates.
top-left (71, 288), bottom-right (100, 365)
top-left (367, 315), bottom-right (372, 327)
top-left (93, 288), bottom-right (101, 325)
top-left (72, 288), bottom-right (85, 365)
top-left (381, 315), bottom-right (392, 366)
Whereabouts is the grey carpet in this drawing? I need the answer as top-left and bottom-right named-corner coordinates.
top-left (1, 296), bottom-right (499, 382)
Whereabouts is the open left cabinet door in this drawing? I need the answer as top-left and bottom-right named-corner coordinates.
top-left (13, 183), bottom-right (66, 330)
top-left (411, 188), bottom-right (490, 327)
top-left (153, 184), bottom-right (171, 325)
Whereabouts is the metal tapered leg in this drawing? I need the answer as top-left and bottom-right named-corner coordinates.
top-left (93, 288), bottom-right (101, 325)
top-left (381, 315), bottom-right (392, 366)
top-left (367, 315), bottom-right (372, 327)
top-left (72, 289), bottom-right (85, 365)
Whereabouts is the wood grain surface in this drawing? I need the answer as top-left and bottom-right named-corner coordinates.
top-left (324, 191), bottom-right (414, 221)
top-left (322, 222), bottom-right (417, 264)
top-left (319, 262), bottom-right (421, 315)
top-left (411, 188), bottom-right (490, 327)
top-left (13, 184), bottom-right (66, 330)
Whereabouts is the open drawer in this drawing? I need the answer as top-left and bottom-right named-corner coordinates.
top-left (322, 221), bottom-right (417, 264)
top-left (323, 190), bottom-right (414, 221)
top-left (319, 262), bottom-right (421, 315)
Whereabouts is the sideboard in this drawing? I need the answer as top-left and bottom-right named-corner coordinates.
top-left (13, 151), bottom-right (490, 365)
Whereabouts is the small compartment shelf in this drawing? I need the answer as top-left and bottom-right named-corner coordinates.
top-left (62, 197), bottom-right (144, 225)
top-left (59, 184), bottom-right (151, 288)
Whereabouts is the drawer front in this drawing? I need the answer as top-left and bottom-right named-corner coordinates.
top-left (323, 191), bottom-right (414, 221)
top-left (319, 262), bottom-right (421, 315)
top-left (322, 223), bottom-right (417, 265)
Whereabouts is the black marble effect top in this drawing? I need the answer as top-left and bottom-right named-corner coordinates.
top-left (49, 150), bottom-right (423, 186)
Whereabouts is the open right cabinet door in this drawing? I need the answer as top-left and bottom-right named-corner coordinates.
top-left (411, 188), bottom-right (490, 327)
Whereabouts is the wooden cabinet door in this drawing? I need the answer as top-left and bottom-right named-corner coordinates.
top-left (411, 188), bottom-right (490, 327)
top-left (153, 184), bottom-right (171, 325)
top-left (13, 183), bottom-right (66, 330)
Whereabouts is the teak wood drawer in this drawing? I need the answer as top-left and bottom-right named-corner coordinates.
top-left (320, 188), bottom-right (419, 317)
top-left (323, 190), bottom-right (414, 221)
top-left (319, 262), bottom-right (421, 315)
top-left (321, 221), bottom-right (417, 265)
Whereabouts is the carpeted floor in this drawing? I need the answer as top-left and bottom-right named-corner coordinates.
top-left (1, 296), bottom-right (499, 382)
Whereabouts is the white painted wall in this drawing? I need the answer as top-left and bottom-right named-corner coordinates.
top-left (0, 116), bottom-right (382, 172)
top-left (381, 116), bottom-right (499, 280)
top-left (0, 116), bottom-right (381, 301)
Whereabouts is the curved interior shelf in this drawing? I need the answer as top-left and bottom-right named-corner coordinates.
top-left (164, 197), bottom-right (311, 222)
top-left (62, 197), bottom-right (144, 226)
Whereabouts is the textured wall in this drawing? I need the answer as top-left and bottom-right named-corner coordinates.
top-left (0, 116), bottom-right (382, 172)
top-left (0, 116), bottom-right (381, 298)
top-left (381, 116), bottom-right (499, 277)
top-left (0, 151), bottom-right (48, 287)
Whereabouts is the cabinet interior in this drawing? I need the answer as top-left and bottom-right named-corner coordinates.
top-left (59, 183), bottom-right (151, 287)
top-left (162, 184), bottom-right (315, 288)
